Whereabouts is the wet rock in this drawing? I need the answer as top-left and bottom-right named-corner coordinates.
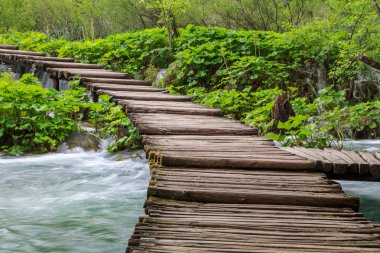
top-left (63, 132), bottom-right (101, 151)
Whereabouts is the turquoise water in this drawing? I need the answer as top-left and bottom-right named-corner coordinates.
top-left (0, 149), bottom-right (149, 252)
top-left (338, 180), bottom-right (380, 223)
top-left (339, 139), bottom-right (380, 223)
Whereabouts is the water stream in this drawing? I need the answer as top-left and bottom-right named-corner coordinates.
top-left (338, 139), bottom-right (380, 223)
top-left (0, 147), bottom-right (149, 252)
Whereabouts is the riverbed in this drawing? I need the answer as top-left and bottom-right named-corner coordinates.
top-left (0, 149), bottom-right (149, 252)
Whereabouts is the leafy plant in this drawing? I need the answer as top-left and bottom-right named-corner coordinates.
top-left (0, 74), bottom-right (140, 155)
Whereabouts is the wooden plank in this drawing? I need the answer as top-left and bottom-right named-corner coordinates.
top-left (139, 216), bottom-right (378, 233)
top-left (0, 48), bottom-right (45, 56)
top-left (46, 67), bottom-right (128, 79)
top-left (119, 100), bottom-right (222, 116)
top-left (359, 152), bottom-right (380, 178)
top-left (153, 169), bottom-right (329, 181)
top-left (152, 153), bottom-right (316, 170)
top-left (341, 150), bottom-right (371, 174)
top-left (279, 147), bottom-right (323, 170)
top-left (148, 187), bottom-right (359, 210)
top-left (291, 147), bottom-right (334, 172)
top-left (81, 77), bottom-right (151, 86)
top-left (0, 44), bottom-right (19, 50)
top-left (145, 199), bottom-right (358, 213)
top-left (142, 135), bottom-right (272, 147)
top-left (85, 83), bottom-right (164, 92)
top-left (0, 53), bottom-right (74, 62)
top-left (325, 148), bottom-right (360, 173)
top-left (310, 148), bottom-right (349, 174)
top-left (147, 145), bottom-right (288, 153)
top-left (153, 181), bottom-right (342, 194)
top-left (132, 113), bottom-right (258, 135)
top-left (29, 60), bottom-right (102, 69)
top-left (98, 90), bottom-right (191, 102)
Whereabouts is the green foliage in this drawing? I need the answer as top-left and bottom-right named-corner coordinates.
top-left (348, 101), bottom-right (380, 137)
top-left (0, 74), bottom-right (140, 155)
top-left (243, 88), bottom-right (283, 133)
top-left (0, 74), bottom-right (77, 154)
top-left (265, 87), bottom-right (380, 148)
top-left (87, 94), bottom-right (141, 152)
top-left (187, 86), bottom-right (282, 133)
top-left (168, 26), bottom-right (296, 92)
top-left (58, 29), bottom-right (168, 76)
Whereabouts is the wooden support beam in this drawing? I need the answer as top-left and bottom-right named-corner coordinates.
top-left (52, 77), bottom-right (60, 91)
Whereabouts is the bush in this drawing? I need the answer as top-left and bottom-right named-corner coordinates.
top-left (0, 74), bottom-right (140, 155)
top-left (0, 74), bottom-right (78, 154)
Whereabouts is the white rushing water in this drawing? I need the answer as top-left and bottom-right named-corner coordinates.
top-left (0, 148), bottom-right (150, 252)
top-left (342, 139), bottom-right (380, 153)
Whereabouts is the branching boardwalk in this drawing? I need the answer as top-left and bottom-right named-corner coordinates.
top-left (1, 45), bottom-right (380, 252)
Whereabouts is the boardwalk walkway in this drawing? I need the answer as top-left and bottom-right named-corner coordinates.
top-left (1, 45), bottom-right (380, 252)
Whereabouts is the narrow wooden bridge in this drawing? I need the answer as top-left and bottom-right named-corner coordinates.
top-left (1, 45), bottom-right (380, 252)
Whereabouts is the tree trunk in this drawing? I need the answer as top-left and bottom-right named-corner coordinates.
top-left (270, 92), bottom-right (295, 133)
top-left (372, 0), bottom-right (380, 20)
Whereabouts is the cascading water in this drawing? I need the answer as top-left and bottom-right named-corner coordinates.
top-left (0, 143), bottom-right (150, 252)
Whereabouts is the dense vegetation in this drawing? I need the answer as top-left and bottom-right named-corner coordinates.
top-left (0, 74), bottom-right (140, 155)
top-left (0, 0), bottom-right (379, 152)
top-left (0, 0), bottom-right (327, 39)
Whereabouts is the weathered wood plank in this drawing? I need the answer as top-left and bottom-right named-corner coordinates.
top-left (310, 148), bottom-right (349, 174)
top-left (28, 60), bottom-right (102, 69)
top-left (287, 147), bottom-right (335, 172)
top-left (0, 53), bottom-right (74, 62)
top-left (0, 44), bottom-right (19, 50)
top-left (325, 148), bottom-right (360, 173)
top-left (279, 147), bottom-right (324, 170)
top-left (341, 150), bottom-right (371, 174)
top-left (119, 100), bottom-right (222, 116)
top-left (86, 83), bottom-right (165, 92)
top-left (0, 48), bottom-right (45, 56)
top-left (359, 152), bottom-right (380, 178)
top-left (81, 77), bottom-right (151, 86)
top-left (46, 67), bottom-right (128, 79)
top-left (150, 152), bottom-right (315, 169)
top-left (132, 113), bottom-right (258, 135)
top-left (98, 90), bottom-right (191, 102)
top-left (148, 187), bottom-right (359, 210)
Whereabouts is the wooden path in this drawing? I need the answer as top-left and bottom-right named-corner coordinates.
top-left (1, 46), bottom-right (380, 252)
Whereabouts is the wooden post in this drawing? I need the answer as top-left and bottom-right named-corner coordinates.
top-left (92, 92), bottom-right (99, 102)
top-left (52, 77), bottom-right (60, 91)
top-left (19, 66), bottom-right (26, 76)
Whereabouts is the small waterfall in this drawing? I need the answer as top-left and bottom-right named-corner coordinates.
top-left (39, 71), bottom-right (52, 88)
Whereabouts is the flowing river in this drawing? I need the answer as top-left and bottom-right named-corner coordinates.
top-left (0, 147), bottom-right (150, 252)
top-left (0, 140), bottom-right (379, 252)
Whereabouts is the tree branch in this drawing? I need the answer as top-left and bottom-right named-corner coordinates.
top-left (372, 0), bottom-right (380, 20)
top-left (358, 54), bottom-right (380, 71)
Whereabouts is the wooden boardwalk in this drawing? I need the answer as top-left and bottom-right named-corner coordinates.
top-left (1, 46), bottom-right (380, 252)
